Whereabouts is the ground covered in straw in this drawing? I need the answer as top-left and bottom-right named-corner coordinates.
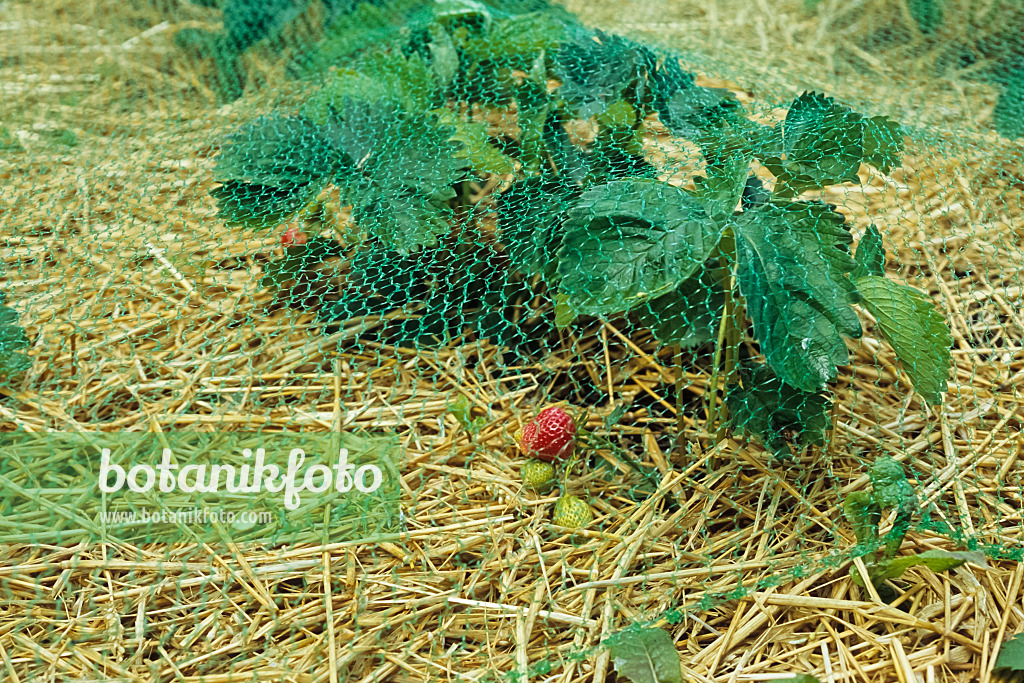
top-left (1, 0), bottom-right (1023, 681)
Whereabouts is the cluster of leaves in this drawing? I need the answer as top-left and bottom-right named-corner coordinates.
top-left (213, 0), bottom-right (954, 440)
top-left (173, 0), bottom-right (400, 101)
top-left (0, 291), bottom-right (31, 388)
top-left (843, 456), bottom-right (985, 599)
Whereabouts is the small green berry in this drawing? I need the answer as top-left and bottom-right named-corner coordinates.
top-left (521, 459), bottom-right (555, 491)
top-left (553, 495), bottom-right (593, 529)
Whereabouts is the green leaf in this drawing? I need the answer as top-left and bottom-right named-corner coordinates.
top-left (589, 131), bottom-right (658, 181)
top-left (558, 179), bottom-right (721, 317)
top-left (317, 100), bottom-right (468, 253)
top-left (868, 456), bottom-right (919, 559)
top-left (327, 99), bottom-right (469, 197)
top-left (221, 0), bottom-right (310, 51)
top-left (692, 154), bottom-right (751, 224)
top-left (427, 24), bottom-right (460, 86)
top-left (542, 109), bottom-right (591, 185)
top-left (353, 191), bottom-right (454, 254)
top-left (553, 31), bottom-right (656, 118)
top-left (213, 115), bottom-right (342, 229)
top-left (212, 180), bottom-right (325, 230)
top-left (762, 92), bottom-right (865, 196)
top-left (908, 0), bottom-right (944, 33)
top-left (733, 200), bottom-right (861, 392)
top-left (0, 297), bottom-right (31, 384)
top-left (854, 550), bottom-right (986, 587)
top-left (659, 86), bottom-right (739, 139)
top-left (651, 56), bottom-right (696, 125)
top-left (304, 49), bottom-right (440, 119)
top-left (604, 401), bottom-right (631, 429)
top-left (514, 80), bottom-right (551, 169)
top-left (994, 632), bottom-right (1024, 673)
top-left (852, 225), bottom-right (886, 279)
top-left (725, 362), bottom-right (832, 460)
top-left (435, 111), bottom-right (516, 175)
top-left (994, 73), bottom-right (1024, 140)
top-left (854, 275), bottom-right (952, 404)
top-left (869, 456), bottom-right (915, 510)
top-left (458, 11), bottom-right (570, 63)
top-left (431, 0), bottom-right (493, 27)
top-left (216, 115), bottom-right (342, 187)
top-left (791, 677), bottom-right (824, 683)
top-left (450, 394), bottom-right (486, 433)
top-left (761, 93), bottom-right (904, 195)
top-left (741, 175), bottom-right (771, 209)
top-left (636, 263), bottom-right (724, 348)
top-left (860, 116), bottom-right (904, 175)
top-left (292, 0), bottom-right (423, 76)
top-left (606, 626), bottom-right (684, 683)
top-left (554, 294), bottom-right (575, 329)
top-left (597, 98), bottom-right (639, 130)
top-left (498, 177), bottom-right (580, 280)
top-left (843, 491), bottom-right (881, 547)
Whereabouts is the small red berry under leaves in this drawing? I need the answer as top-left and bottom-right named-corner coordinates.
top-left (515, 406), bottom-right (576, 462)
top-left (281, 224), bottom-right (308, 248)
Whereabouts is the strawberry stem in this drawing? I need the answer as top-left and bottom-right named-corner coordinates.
top-left (578, 429), bottom-right (679, 510)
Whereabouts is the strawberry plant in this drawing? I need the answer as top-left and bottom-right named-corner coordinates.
top-left (844, 457), bottom-right (985, 599)
top-left (212, 0), bottom-right (953, 451)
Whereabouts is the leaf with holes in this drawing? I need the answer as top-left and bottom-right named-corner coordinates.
top-left (606, 626), bottom-right (684, 683)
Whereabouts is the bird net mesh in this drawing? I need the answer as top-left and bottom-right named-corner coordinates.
top-left (1, 0), bottom-right (1023, 680)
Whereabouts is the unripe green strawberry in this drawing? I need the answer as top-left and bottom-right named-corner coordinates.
top-left (553, 495), bottom-right (593, 529)
top-left (521, 459), bottom-right (555, 491)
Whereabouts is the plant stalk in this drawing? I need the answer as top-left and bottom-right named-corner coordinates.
top-left (704, 226), bottom-right (739, 445)
top-left (674, 343), bottom-right (686, 456)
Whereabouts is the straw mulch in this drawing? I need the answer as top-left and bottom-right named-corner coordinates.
top-left (1, 0), bottom-right (1023, 681)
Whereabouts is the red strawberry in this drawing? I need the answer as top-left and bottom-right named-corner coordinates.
top-left (515, 406), bottom-right (576, 462)
top-left (281, 224), bottom-right (308, 248)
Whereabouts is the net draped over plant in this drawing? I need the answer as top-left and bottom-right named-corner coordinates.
top-left (0, 0), bottom-right (1022, 681)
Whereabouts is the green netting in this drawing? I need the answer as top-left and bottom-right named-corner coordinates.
top-left (1, 0), bottom-right (1023, 680)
